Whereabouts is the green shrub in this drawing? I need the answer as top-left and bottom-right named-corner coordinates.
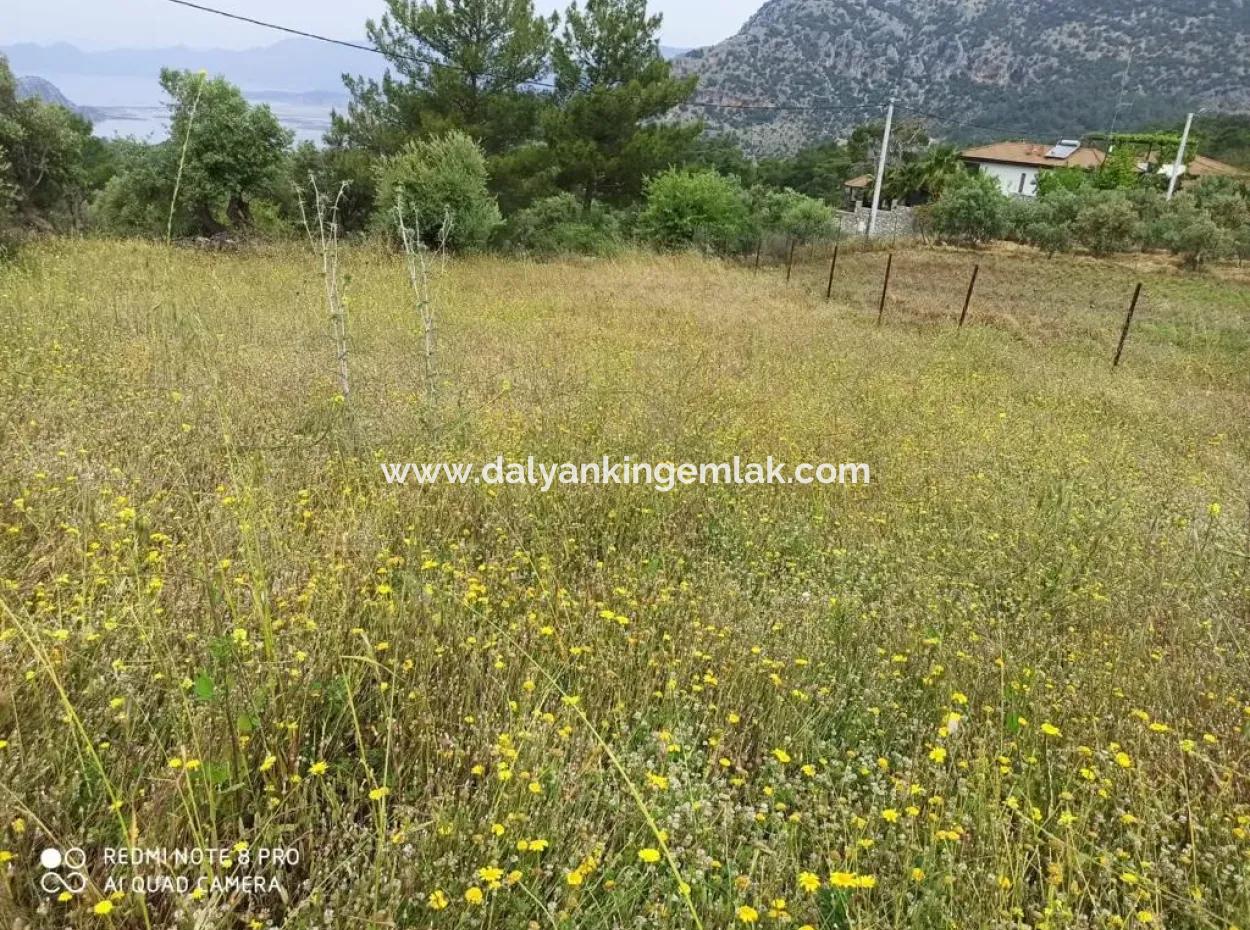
top-left (89, 74), bottom-right (293, 239)
top-left (1036, 167), bottom-right (1089, 196)
top-left (1125, 187), bottom-right (1168, 228)
top-left (89, 142), bottom-right (170, 236)
top-left (1004, 199), bottom-right (1072, 256)
top-left (1195, 188), bottom-right (1250, 232)
top-left (1072, 190), bottom-right (1140, 256)
top-left (375, 131), bottom-right (502, 251)
top-left (1163, 215), bottom-right (1234, 268)
top-left (0, 144), bottom-right (15, 256)
top-left (1037, 188), bottom-right (1083, 227)
top-left (1031, 222), bottom-right (1074, 257)
top-left (506, 193), bottom-right (623, 256)
top-left (1003, 197), bottom-right (1040, 241)
top-left (759, 188), bottom-right (836, 243)
top-left (288, 141), bottom-right (376, 233)
top-left (1140, 191), bottom-right (1244, 266)
top-left (1090, 145), bottom-right (1142, 191)
top-left (1235, 228), bottom-right (1250, 263)
top-left (928, 174), bottom-right (1008, 245)
top-left (1, 57), bottom-right (94, 232)
top-left (1140, 195), bottom-right (1198, 253)
top-left (637, 169), bottom-right (752, 254)
top-left (248, 199), bottom-right (296, 240)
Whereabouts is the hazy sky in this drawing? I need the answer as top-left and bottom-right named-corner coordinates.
top-left (5, 0), bottom-right (763, 50)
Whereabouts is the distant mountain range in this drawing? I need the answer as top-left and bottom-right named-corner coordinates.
top-left (674, 0), bottom-right (1250, 154)
top-left (2, 38), bottom-right (689, 143)
top-left (2, 38), bottom-right (381, 95)
top-left (20, 2), bottom-right (1250, 158)
top-left (2, 38), bottom-right (382, 141)
top-left (3, 39), bottom-right (691, 98)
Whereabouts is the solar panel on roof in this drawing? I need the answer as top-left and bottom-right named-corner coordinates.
top-left (1045, 140), bottom-right (1081, 160)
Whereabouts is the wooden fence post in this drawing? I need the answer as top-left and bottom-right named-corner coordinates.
top-left (877, 252), bottom-right (893, 326)
top-left (753, 237), bottom-right (762, 272)
top-left (825, 244), bottom-right (839, 300)
top-left (785, 238), bottom-right (797, 283)
top-left (958, 263), bottom-right (979, 328)
top-left (1113, 283), bottom-right (1143, 368)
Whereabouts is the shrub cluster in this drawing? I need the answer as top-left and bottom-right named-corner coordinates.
top-left (636, 169), bottom-right (753, 253)
top-left (7, 45), bottom-right (1247, 270)
top-left (634, 170), bottom-right (839, 256)
top-left (927, 174), bottom-right (1008, 246)
top-left (930, 172), bottom-right (1250, 267)
top-left (0, 146), bottom-right (15, 256)
top-left (505, 193), bottom-right (624, 256)
top-left (374, 131), bottom-right (503, 251)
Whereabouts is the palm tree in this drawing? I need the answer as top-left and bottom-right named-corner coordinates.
top-left (917, 146), bottom-right (968, 200)
top-left (882, 146), bottom-right (968, 205)
top-left (884, 159), bottom-right (926, 204)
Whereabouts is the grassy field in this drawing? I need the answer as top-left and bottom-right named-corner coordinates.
top-left (1, 238), bottom-right (1248, 929)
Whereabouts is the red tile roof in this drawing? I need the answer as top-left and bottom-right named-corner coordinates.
top-left (1187, 155), bottom-right (1249, 178)
top-left (961, 141), bottom-right (1106, 170)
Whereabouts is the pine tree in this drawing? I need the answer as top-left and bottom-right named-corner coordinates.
top-left (331, 0), bottom-right (556, 157)
top-left (543, 0), bottom-right (700, 209)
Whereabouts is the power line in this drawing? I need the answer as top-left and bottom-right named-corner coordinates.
top-left (159, 0), bottom-right (558, 86)
top-left (154, 0), bottom-right (1121, 136)
top-left (1107, 46), bottom-right (1136, 137)
top-left (691, 101), bottom-right (885, 112)
top-left (156, 0), bottom-right (890, 113)
top-left (161, 0), bottom-right (433, 67)
top-left (892, 103), bottom-right (1040, 140)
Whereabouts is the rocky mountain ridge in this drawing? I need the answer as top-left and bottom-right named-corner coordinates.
top-left (673, 0), bottom-right (1250, 154)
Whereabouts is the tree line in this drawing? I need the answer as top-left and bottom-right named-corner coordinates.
top-left (2, 0), bottom-right (1249, 263)
top-left (926, 152), bottom-right (1250, 268)
top-left (0, 0), bottom-right (968, 256)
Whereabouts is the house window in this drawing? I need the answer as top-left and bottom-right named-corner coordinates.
top-left (1018, 173), bottom-right (1027, 194)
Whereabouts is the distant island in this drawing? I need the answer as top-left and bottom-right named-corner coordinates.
top-left (14, 75), bottom-right (101, 120)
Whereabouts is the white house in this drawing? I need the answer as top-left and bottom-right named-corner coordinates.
top-left (961, 140), bottom-right (1106, 197)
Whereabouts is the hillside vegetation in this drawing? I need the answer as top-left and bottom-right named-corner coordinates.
top-left (1, 240), bottom-right (1248, 928)
top-left (676, 0), bottom-right (1250, 153)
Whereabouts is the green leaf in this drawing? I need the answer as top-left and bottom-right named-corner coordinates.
top-left (193, 673), bottom-right (216, 702)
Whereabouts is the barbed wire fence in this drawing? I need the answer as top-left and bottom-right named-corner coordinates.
top-left (740, 235), bottom-right (1153, 368)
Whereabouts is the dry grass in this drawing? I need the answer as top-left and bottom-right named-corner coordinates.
top-left (0, 239), bottom-right (1248, 929)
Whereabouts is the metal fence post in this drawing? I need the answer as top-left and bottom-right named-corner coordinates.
top-left (1114, 283), bottom-right (1143, 367)
top-left (959, 264), bottom-right (980, 328)
top-left (877, 253), bottom-right (893, 326)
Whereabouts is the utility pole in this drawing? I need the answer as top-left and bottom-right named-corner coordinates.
top-left (867, 97), bottom-right (894, 240)
top-left (1166, 111), bottom-right (1195, 201)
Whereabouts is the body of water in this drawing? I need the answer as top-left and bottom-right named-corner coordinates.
top-left (43, 73), bottom-right (337, 143)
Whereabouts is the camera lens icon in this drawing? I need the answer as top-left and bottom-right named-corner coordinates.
top-left (39, 847), bottom-right (88, 896)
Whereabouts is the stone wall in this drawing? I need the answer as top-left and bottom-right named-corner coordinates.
top-left (837, 201), bottom-right (917, 240)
